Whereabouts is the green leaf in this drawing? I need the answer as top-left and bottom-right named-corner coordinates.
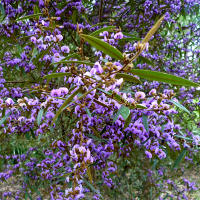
top-left (91, 22), bottom-right (110, 27)
top-left (51, 87), bottom-right (82, 125)
top-left (139, 56), bottom-right (154, 66)
top-left (85, 108), bottom-right (92, 118)
top-left (124, 113), bottom-right (132, 129)
top-left (0, 112), bottom-right (11, 126)
top-left (122, 32), bottom-right (139, 38)
top-left (0, 3), bottom-right (6, 23)
top-left (83, 179), bottom-right (103, 199)
top-left (130, 69), bottom-right (199, 87)
top-left (113, 105), bottom-right (130, 122)
top-left (136, 104), bottom-right (147, 109)
top-left (172, 149), bottom-right (187, 170)
top-left (93, 99), bottom-right (110, 108)
top-left (115, 73), bottom-right (141, 84)
top-left (174, 135), bottom-right (193, 141)
top-left (119, 37), bottom-right (140, 42)
top-left (152, 159), bottom-right (159, 170)
top-left (169, 99), bottom-right (190, 115)
top-left (80, 34), bottom-right (124, 60)
top-left (33, 5), bottom-right (40, 20)
top-left (43, 72), bottom-right (72, 80)
top-left (142, 115), bottom-right (149, 132)
top-left (37, 109), bottom-right (44, 126)
top-left (30, 128), bottom-right (36, 139)
top-left (30, 47), bottom-right (38, 62)
top-left (142, 15), bottom-right (165, 44)
top-left (97, 88), bottom-right (112, 96)
top-left (33, 44), bottom-right (52, 65)
top-left (90, 26), bottom-right (116, 37)
top-left (52, 56), bottom-right (82, 73)
top-left (33, 5), bottom-right (40, 14)
top-left (72, 10), bottom-right (77, 24)
top-left (16, 13), bottom-right (42, 21)
top-left (53, 60), bottom-right (95, 66)
top-left (60, 53), bottom-right (81, 60)
top-left (0, 3), bottom-right (5, 17)
top-left (86, 165), bottom-right (93, 184)
top-left (16, 45), bottom-right (23, 57)
top-left (87, 134), bottom-right (108, 142)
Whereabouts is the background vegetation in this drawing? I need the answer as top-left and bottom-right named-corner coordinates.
top-left (0, 0), bottom-right (200, 199)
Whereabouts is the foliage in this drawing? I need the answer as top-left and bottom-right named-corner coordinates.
top-left (0, 0), bottom-right (200, 199)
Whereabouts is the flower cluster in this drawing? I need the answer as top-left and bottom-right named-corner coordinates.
top-left (0, 0), bottom-right (199, 199)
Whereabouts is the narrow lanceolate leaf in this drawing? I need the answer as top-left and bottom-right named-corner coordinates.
top-left (122, 32), bottom-right (139, 37)
top-left (0, 3), bottom-right (5, 17)
top-left (124, 113), bottom-right (132, 129)
top-left (53, 60), bottom-right (95, 66)
top-left (16, 13), bottom-right (42, 21)
top-left (91, 21), bottom-right (110, 27)
top-left (33, 5), bottom-right (40, 15)
top-left (83, 179), bottom-right (103, 199)
top-left (136, 104), bottom-right (147, 109)
top-left (172, 149), bottom-right (187, 170)
top-left (97, 88), bottom-right (112, 96)
top-left (113, 105), bottom-right (130, 122)
top-left (80, 34), bottom-right (124, 60)
top-left (33, 44), bottom-right (53, 65)
top-left (51, 87), bottom-right (82, 125)
top-left (142, 115), bottom-right (149, 132)
top-left (139, 56), bottom-right (154, 66)
top-left (30, 48), bottom-right (38, 62)
top-left (86, 165), bottom-right (93, 184)
top-left (119, 37), bottom-right (140, 42)
top-left (130, 69), bottom-right (199, 87)
top-left (85, 107), bottom-right (92, 118)
top-left (0, 112), bottom-right (11, 126)
top-left (60, 53), bottom-right (81, 61)
top-left (43, 73), bottom-right (72, 80)
top-left (174, 135), bottom-right (193, 141)
top-left (169, 99), bottom-right (190, 115)
top-left (142, 15), bottom-right (165, 44)
top-left (37, 109), bottom-right (44, 126)
top-left (90, 26), bottom-right (116, 37)
top-left (115, 73), bottom-right (141, 84)
top-left (93, 99), bottom-right (110, 108)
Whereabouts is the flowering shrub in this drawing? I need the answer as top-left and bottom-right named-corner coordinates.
top-left (0, 0), bottom-right (200, 199)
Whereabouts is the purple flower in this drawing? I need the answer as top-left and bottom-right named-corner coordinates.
top-left (30, 36), bottom-right (37, 44)
top-left (59, 87), bottom-right (69, 95)
top-left (44, 36), bottom-right (52, 42)
top-left (145, 151), bottom-right (152, 159)
top-left (5, 98), bottom-right (14, 105)
top-left (135, 91), bottom-right (146, 100)
top-left (100, 31), bottom-right (109, 37)
top-left (94, 62), bottom-right (103, 74)
top-left (53, 53), bottom-right (64, 62)
top-left (61, 45), bottom-right (70, 53)
top-left (50, 89), bottom-right (61, 97)
top-left (54, 34), bottom-right (63, 42)
top-left (114, 32), bottom-right (123, 39)
top-left (149, 89), bottom-right (156, 95)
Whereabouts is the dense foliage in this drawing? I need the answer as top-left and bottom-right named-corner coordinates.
top-left (0, 0), bottom-right (200, 199)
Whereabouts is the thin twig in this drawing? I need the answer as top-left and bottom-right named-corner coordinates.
top-left (5, 81), bottom-right (37, 84)
top-left (99, 0), bottom-right (104, 22)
